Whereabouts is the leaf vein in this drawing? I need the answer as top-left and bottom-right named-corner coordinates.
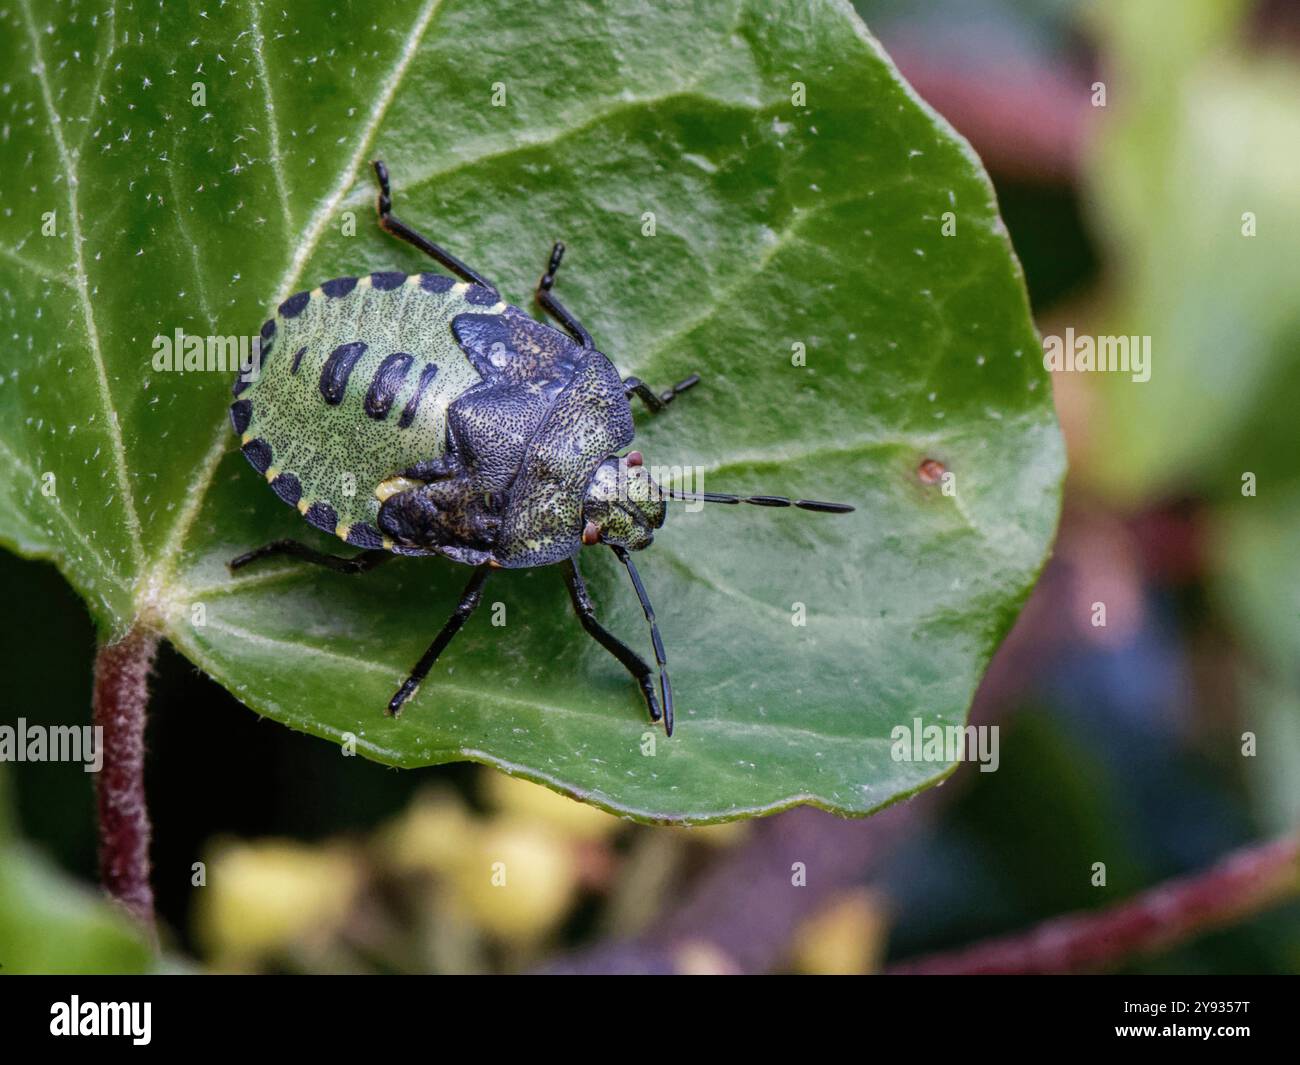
top-left (0, 243), bottom-right (73, 289)
top-left (0, 434), bottom-right (124, 583)
top-left (18, 0), bottom-right (144, 572)
top-left (74, 0), bottom-right (118, 154)
top-left (248, 0), bottom-right (294, 233)
top-left (628, 196), bottom-right (859, 376)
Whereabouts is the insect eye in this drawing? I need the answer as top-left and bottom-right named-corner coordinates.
top-left (581, 520), bottom-right (601, 545)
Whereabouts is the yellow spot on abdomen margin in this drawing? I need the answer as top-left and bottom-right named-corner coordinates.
top-left (264, 466), bottom-right (280, 481)
top-left (450, 282), bottom-right (469, 297)
top-left (297, 499), bottom-right (310, 515)
top-left (336, 522), bottom-right (352, 541)
top-left (375, 475), bottom-right (422, 502)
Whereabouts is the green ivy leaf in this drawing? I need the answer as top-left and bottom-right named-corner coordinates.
top-left (1214, 491), bottom-right (1300, 834)
top-left (0, 0), bottom-right (1062, 822)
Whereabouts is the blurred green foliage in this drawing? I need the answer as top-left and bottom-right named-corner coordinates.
top-left (1087, 0), bottom-right (1300, 500)
top-left (0, 768), bottom-right (151, 974)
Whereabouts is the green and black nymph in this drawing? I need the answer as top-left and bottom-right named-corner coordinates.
top-left (228, 161), bottom-right (853, 735)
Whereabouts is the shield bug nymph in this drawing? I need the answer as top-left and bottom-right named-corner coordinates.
top-left (229, 160), bottom-right (853, 735)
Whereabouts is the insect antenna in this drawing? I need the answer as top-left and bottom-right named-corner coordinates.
top-left (664, 491), bottom-right (854, 514)
top-left (610, 545), bottom-right (674, 736)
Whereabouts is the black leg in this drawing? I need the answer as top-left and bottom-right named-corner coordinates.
top-left (623, 372), bottom-right (701, 413)
top-left (562, 556), bottom-right (663, 728)
top-left (228, 539), bottom-right (391, 575)
top-left (536, 241), bottom-right (594, 348)
top-left (388, 565), bottom-right (491, 717)
top-left (610, 545), bottom-right (673, 736)
top-left (373, 160), bottom-right (497, 291)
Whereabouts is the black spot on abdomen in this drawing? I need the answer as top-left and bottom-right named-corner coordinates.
top-left (465, 284), bottom-right (498, 306)
top-left (370, 271), bottom-right (406, 291)
top-left (346, 523), bottom-right (385, 549)
top-left (271, 472), bottom-right (302, 506)
top-left (305, 501), bottom-right (338, 534)
top-left (235, 316), bottom-right (280, 397)
top-left (257, 321), bottom-right (276, 369)
top-left (291, 346), bottom-right (307, 374)
top-left (279, 291), bottom-right (310, 318)
top-left (364, 352), bottom-right (415, 420)
top-left (241, 438), bottom-right (273, 474)
top-left (319, 341), bottom-right (368, 406)
top-left (397, 363), bottom-right (439, 429)
top-left (321, 276), bottom-right (358, 299)
top-left (229, 399), bottom-right (252, 434)
top-left (419, 273), bottom-right (454, 294)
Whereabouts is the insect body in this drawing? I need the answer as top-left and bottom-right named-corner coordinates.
top-left (230, 161), bottom-right (852, 735)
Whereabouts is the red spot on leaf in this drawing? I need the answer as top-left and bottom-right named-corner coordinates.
top-left (918, 458), bottom-right (946, 484)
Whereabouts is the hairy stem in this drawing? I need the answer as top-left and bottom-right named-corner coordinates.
top-left (92, 625), bottom-right (160, 936)
top-left (889, 834), bottom-right (1300, 975)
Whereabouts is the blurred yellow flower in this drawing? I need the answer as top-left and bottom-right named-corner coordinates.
top-left (195, 838), bottom-right (360, 965)
top-left (379, 786), bottom-right (475, 876)
top-left (791, 890), bottom-right (888, 975)
top-left (448, 817), bottom-right (578, 940)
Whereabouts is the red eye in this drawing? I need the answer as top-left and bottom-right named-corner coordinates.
top-left (626, 451), bottom-right (643, 467)
top-left (581, 521), bottom-right (601, 545)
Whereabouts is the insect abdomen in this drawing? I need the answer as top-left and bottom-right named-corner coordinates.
top-left (232, 272), bottom-right (504, 547)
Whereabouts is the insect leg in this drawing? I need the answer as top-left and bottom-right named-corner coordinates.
top-left (535, 241), bottom-right (594, 348)
top-left (387, 564), bottom-right (491, 717)
top-left (372, 160), bottom-right (497, 291)
top-left (622, 373), bottom-right (701, 414)
top-left (610, 546), bottom-right (673, 736)
top-left (228, 540), bottom-right (391, 575)
top-left (562, 556), bottom-right (664, 728)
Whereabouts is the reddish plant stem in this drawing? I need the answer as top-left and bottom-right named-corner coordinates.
top-left (889, 834), bottom-right (1300, 975)
top-left (92, 625), bottom-right (160, 936)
